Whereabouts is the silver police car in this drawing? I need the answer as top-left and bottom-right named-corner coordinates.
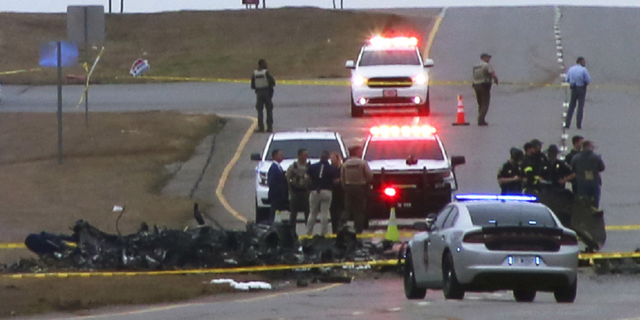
top-left (403, 194), bottom-right (579, 303)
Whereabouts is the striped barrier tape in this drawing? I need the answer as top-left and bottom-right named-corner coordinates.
top-left (1, 259), bottom-right (401, 279)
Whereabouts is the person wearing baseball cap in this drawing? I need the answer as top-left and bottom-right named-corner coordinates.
top-left (472, 53), bottom-right (499, 126)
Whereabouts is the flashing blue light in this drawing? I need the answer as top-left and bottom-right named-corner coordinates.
top-left (535, 256), bottom-right (541, 266)
top-left (507, 256), bottom-right (514, 266)
top-left (455, 194), bottom-right (537, 202)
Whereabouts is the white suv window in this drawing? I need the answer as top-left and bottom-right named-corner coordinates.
top-left (359, 49), bottom-right (421, 66)
top-left (265, 139), bottom-right (343, 160)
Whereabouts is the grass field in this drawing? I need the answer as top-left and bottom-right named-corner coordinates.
top-left (0, 8), bottom-right (430, 85)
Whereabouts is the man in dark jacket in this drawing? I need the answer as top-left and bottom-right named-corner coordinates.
top-left (571, 140), bottom-right (605, 207)
top-left (497, 147), bottom-right (523, 195)
top-left (267, 149), bottom-right (288, 223)
top-left (251, 59), bottom-right (276, 133)
top-left (305, 151), bottom-right (340, 236)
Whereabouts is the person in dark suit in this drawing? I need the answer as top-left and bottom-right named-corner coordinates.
top-left (267, 149), bottom-right (288, 223)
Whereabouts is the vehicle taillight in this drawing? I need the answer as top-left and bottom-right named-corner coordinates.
top-left (383, 187), bottom-right (397, 198)
top-left (463, 231), bottom-right (486, 244)
top-left (462, 232), bottom-right (485, 243)
top-left (559, 234), bottom-right (578, 246)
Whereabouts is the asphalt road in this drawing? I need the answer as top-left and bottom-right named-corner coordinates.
top-left (18, 272), bottom-right (640, 320)
top-left (4, 5), bottom-right (640, 320)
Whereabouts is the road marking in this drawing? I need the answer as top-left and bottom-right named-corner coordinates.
top-left (424, 8), bottom-right (447, 57)
top-left (214, 115), bottom-right (258, 223)
top-left (49, 283), bottom-right (342, 320)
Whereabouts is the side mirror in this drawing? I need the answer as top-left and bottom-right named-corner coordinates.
top-left (451, 155), bottom-right (466, 167)
top-left (426, 213), bottom-right (438, 230)
top-left (413, 221), bottom-right (428, 231)
top-left (345, 60), bottom-right (355, 69)
top-left (250, 153), bottom-right (261, 161)
top-left (423, 58), bottom-right (435, 68)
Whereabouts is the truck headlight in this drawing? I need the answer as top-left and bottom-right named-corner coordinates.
top-left (412, 73), bottom-right (428, 85)
top-left (351, 75), bottom-right (367, 86)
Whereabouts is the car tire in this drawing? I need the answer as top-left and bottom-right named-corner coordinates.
top-left (442, 253), bottom-right (465, 300)
top-left (255, 198), bottom-right (270, 224)
top-left (351, 96), bottom-right (364, 118)
top-left (513, 288), bottom-right (537, 302)
top-left (554, 278), bottom-right (577, 303)
top-left (404, 251), bottom-right (427, 299)
top-left (417, 90), bottom-right (430, 116)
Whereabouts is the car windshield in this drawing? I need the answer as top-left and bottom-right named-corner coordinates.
top-left (266, 139), bottom-right (342, 160)
top-left (467, 203), bottom-right (557, 228)
top-left (359, 49), bottom-right (421, 66)
top-left (364, 139), bottom-right (444, 161)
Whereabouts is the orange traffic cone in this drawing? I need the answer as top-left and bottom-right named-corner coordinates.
top-left (452, 94), bottom-right (470, 126)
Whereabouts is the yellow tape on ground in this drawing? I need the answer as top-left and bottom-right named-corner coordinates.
top-left (0, 68), bottom-right (41, 76)
top-left (579, 252), bottom-right (640, 260)
top-left (1, 259), bottom-right (400, 279)
top-left (0, 243), bottom-right (25, 249)
top-left (605, 225), bottom-right (640, 231)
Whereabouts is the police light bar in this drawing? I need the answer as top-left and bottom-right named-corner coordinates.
top-left (369, 36), bottom-right (418, 48)
top-left (370, 125), bottom-right (436, 137)
top-left (454, 194), bottom-right (538, 202)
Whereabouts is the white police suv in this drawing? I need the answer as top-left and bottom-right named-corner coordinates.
top-left (346, 36), bottom-right (434, 117)
top-left (250, 131), bottom-right (348, 223)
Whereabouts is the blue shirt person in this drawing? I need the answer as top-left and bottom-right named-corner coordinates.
top-left (564, 57), bottom-right (591, 129)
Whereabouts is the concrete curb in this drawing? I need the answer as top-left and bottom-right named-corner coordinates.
top-left (162, 116), bottom-right (253, 230)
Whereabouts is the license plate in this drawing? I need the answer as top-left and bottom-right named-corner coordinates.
top-left (396, 202), bottom-right (412, 208)
top-left (508, 256), bottom-right (537, 266)
top-left (383, 89), bottom-right (397, 97)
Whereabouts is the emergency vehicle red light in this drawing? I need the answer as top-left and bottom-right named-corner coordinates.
top-left (369, 125), bottom-right (436, 137)
top-left (369, 36), bottom-right (418, 48)
top-left (383, 187), bottom-right (397, 197)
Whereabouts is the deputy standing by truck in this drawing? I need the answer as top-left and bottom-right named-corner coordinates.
top-left (340, 146), bottom-right (373, 234)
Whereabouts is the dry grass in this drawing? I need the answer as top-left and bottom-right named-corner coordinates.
top-left (0, 8), bottom-right (427, 84)
top-left (0, 274), bottom-right (276, 318)
top-left (0, 112), bottom-right (222, 244)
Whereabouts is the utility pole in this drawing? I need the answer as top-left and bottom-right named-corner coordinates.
top-left (108, 0), bottom-right (112, 13)
top-left (120, 0), bottom-right (124, 13)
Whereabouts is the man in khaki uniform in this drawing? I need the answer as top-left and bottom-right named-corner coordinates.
top-left (286, 148), bottom-right (310, 225)
top-left (472, 53), bottom-right (499, 126)
top-left (339, 146), bottom-right (373, 234)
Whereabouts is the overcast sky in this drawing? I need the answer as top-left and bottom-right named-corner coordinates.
top-left (2, 0), bottom-right (640, 13)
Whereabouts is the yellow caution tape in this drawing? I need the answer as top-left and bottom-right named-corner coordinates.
top-left (0, 68), bottom-right (42, 76)
top-left (605, 225), bottom-right (640, 231)
top-left (0, 243), bottom-right (26, 249)
top-left (75, 47), bottom-right (106, 108)
top-left (579, 252), bottom-right (640, 260)
top-left (1, 259), bottom-right (400, 279)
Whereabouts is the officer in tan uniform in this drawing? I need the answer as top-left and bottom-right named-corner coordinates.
top-left (251, 59), bottom-right (276, 132)
top-left (339, 146), bottom-right (373, 234)
top-left (472, 53), bottom-right (499, 126)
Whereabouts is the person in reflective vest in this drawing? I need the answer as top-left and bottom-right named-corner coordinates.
top-left (250, 59), bottom-right (276, 132)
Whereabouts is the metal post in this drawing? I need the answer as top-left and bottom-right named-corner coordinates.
top-left (109, 0), bottom-right (112, 13)
top-left (120, 0), bottom-right (124, 13)
top-left (84, 7), bottom-right (89, 126)
top-left (57, 41), bottom-right (64, 164)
